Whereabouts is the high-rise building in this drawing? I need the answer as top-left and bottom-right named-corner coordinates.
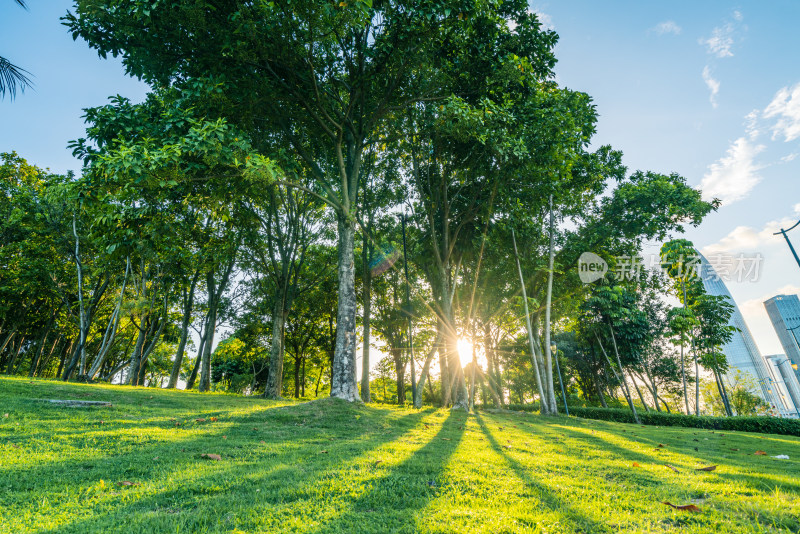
top-left (764, 354), bottom-right (800, 417)
top-left (698, 253), bottom-right (784, 414)
top-left (763, 295), bottom-right (800, 386)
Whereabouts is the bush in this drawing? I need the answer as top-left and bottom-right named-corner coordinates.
top-left (567, 407), bottom-right (800, 437)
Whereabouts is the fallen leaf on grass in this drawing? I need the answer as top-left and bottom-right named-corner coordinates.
top-left (201, 453), bottom-right (222, 461)
top-left (210, 417), bottom-right (218, 422)
top-left (665, 464), bottom-right (679, 473)
top-left (372, 460), bottom-right (383, 467)
top-left (9, 443), bottom-right (20, 449)
top-left (117, 481), bottom-right (139, 486)
top-left (754, 450), bottom-right (767, 456)
top-left (656, 444), bottom-right (665, 448)
top-left (662, 501), bottom-right (701, 513)
top-left (195, 418), bottom-right (206, 423)
top-left (319, 450), bottom-right (328, 454)
top-left (695, 465), bottom-right (717, 472)
top-left (3, 413), bottom-right (8, 418)
top-left (730, 448), bottom-right (739, 452)
top-left (632, 462), bottom-right (641, 467)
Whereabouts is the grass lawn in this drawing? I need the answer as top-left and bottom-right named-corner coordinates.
top-left (1, 376), bottom-right (799, 533)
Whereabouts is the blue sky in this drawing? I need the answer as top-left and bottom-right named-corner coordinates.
top-left (2, 1), bottom-right (799, 358)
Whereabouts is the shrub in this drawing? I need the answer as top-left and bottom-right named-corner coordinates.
top-left (567, 407), bottom-right (800, 437)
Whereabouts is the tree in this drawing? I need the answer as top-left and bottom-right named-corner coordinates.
top-left (0, 0), bottom-right (32, 99)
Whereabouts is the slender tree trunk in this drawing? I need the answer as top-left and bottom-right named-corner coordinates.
top-left (315, 363), bottom-right (324, 397)
top-left (543, 195), bottom-right (558, 414)
top-left (56, 338), bottom-right (72, 379)
top-left (330, 215), bottom-right (360, 401)
top-left (264, 295), bottom-right (287, 399)
top-left (361, 234), bottom-right (372, 402)
top-left (469, 328), bottom-right (477, 412)
top-left (596, 332), bottom-right (640, 424)
top-left (199, 286), bottom-right (218, 393)
top-left (301, 357), bottom-right (306, 397)
top-left (29, 318), bottom-right (54, 377)
top-left (595, 377), bottom-right (609, 408)
top-left (628, 369), bottom-right (650, 412)
top-left (439, 333), bottom-right (451, 406)
top-left (394, 350), bottom-right (405, 404)
top-left (294, 356), bottom-right (301, 398)
top-left (694, 348), bottom-right (700, 416)
top-left (167, 268), bottom-right (199, 388)
top-left (511, 228), bottom-right (548, 414)
top-left (413, 335), bottom-right (441, 409)
top-left (185, 319), bottom-right (208, 391)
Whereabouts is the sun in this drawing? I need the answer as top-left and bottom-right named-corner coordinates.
top-left (457, 338), bottom-right (473, 368)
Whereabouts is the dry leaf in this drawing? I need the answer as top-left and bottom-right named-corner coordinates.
top-left (754, 450), bottom-right (767, 456)
top-left (117, 481), bottom-right (139, 486)
top-left (632, 462), bottom-right (641, 467)
top-left (259, 440), bottom-right (265, 444)
top-left (731, 448), bottom-right (739, 451)
top-left (210, 417), bottom-right (218, 422)
top-left (3, 413), bottom-right (8, 418)
top-left (665, 464), bottom-right (679, 473)
top-left (195, 418), bottom-right (206, 423)
top-left (201, 453), bottom-right (222, 461)
top-left (662, 501), bottom-right (701, 513)
top-left (657, 444), bottom-right (665, 448)
top-left (372, 460), bottom-right (383, 467)
top-left (695, 465), bottom-right (717, 472)
top-left (319, 450), bottom-right (328, 454)
top-left (10, 443), bottom-right (20, 449)
top-left (223, 435), bottom-right (227, 440)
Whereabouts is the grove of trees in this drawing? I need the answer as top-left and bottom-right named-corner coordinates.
top-left (3, 1), bottom-right (767, 417)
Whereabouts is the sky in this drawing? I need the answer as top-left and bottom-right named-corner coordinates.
top-left (1, 1), bottom-right (800, 365)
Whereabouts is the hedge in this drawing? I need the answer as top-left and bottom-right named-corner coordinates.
top-left (508, 405), bottom-right (800, 436)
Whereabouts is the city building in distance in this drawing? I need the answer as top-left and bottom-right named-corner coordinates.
top-left (698, 253), bottom-right (787, 416)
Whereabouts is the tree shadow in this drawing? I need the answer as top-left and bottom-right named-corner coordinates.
top-left (31, 404), bottom-right (444, 533)
top-left (474, 413), bottom-right (613, 534)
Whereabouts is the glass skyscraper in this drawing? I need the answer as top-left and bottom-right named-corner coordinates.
top-left (763, 294), bottom-right (800, 385)
top-left (698, 253), bottom-right (785, 414)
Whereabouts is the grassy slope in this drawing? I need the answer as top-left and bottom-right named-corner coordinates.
top-left (1, 377), bottom-right (798, 534)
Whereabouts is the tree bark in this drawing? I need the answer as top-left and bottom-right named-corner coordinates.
top-left (543, 195), bottom-right (558, 414)
top-left (167, 267), bottom-right (200, 388)
top-left (360, 232), bottom-right (372, 402)
top-left (511, 228), bottom-right (548, 414)
top-left (264, 296), bottom-right (287, 399)
top-left (330, 214), bottom-right (360, 402)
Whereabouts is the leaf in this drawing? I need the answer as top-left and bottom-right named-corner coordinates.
top-left (632, 462), bottom-right (641, 467)
top-left (3, 413), bottom-right (8, 418)
top-left (656, 444), bottom-right (665, 448)
top-left (10, 443), bottom-right (20, 449)
top-left (201, 453), bottom-right (222, 461)
top-left (319, 450), bottom-right (328, 454)
top-left (754, 450), bottom-right (767, 456)
top-left (662, 501), bottom-right (701, 513)
top-left (665, 464), bottom-right (679, 473)
top-left (195, 418), bottom-right (206, 422)
top-left (695, 465), bottom-right (717, 472)
top-left (210, 417), bottom-right (218, 422)
top-left (117, 481), bottom-right (139, 486)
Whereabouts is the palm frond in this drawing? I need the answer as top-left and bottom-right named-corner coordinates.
top-left (13, 0), bottom-right (28, 9)
top-left (0, 56), bottom-right (33, 100)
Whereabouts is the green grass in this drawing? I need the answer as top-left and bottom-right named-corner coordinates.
top-left (1, 376), bottom-right (799, 533)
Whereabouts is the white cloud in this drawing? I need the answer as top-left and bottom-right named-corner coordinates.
top-left (652, 20), bottom-right (681, 35)
top-left (702, 66), bottom-right (720, 108)
top-left (702, 207), bottom-right (800, 255)
top-left (533, 10), bottom-right (554, 31)
top-left (733, 10), bottom-right (744, 21)
top-left (700, 23), bottom-right (735, 57)
top-left (763, 83), bottom-right (800, 142)
top-left (700, 137), bottom-right (766, 205)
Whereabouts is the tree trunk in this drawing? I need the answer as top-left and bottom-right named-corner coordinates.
top-left (199, 287), bottom-right (218, 393)
top-left (360, 233), bottom-right (372, 402)
top-left (294, 356), bottom-right (301, 398)
top-left (167, 268), bottom-right (200, 388)
top-left (543, 195), bottom-right (558, 414)
top-left (394, 350), bottom-right (405, 404)
top-left (413, 334), bottom-right (441, 409)
top-left (511, 228), bottom-right (548, 414)
top-left (330, 215), bottom-right (360, 402)
top-left (264, 296), bottom-right (287, 399)
top-left (596, 332), bottom-right (640, 424)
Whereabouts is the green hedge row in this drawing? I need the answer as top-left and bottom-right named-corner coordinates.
top-left (568, 406), bottom-right (800, 436)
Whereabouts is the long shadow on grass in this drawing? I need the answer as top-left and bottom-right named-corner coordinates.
top-left (301, 409), bottom-right (467, 534)
top-left (475, 414), bottom-right (613, 534)
top-left (556, 424), bottom-right (800, 494)
top-left (38, 404), bottom-right (438, 533)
